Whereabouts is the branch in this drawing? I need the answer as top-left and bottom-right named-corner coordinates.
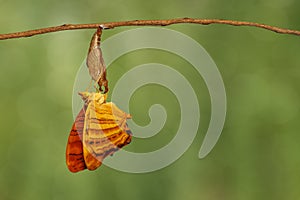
top-left (1, 18), bottom-right (300, 40)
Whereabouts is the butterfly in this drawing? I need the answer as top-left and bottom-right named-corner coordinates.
top-left (66, 91), bottom-right (132, 172)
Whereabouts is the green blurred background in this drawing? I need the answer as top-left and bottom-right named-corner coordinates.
top-left (0, 0), bottom-right (300, 200)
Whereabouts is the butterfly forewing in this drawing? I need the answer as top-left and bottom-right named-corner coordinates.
top-left (82, 98), bottom-right (132, 170)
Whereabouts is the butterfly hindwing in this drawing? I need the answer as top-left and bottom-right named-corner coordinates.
top-left (66, 108), bottom-right (87, 173)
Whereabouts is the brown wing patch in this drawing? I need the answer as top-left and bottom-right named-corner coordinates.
top-left (66, 108), bottom-right (87, 173)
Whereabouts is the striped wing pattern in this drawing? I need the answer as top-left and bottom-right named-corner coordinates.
top-left (66, 92), bottom-right (132, 173)
top-left (83, 100), bottom-right (132, 171)
top-left (66, 108), bottom-right (87, 172)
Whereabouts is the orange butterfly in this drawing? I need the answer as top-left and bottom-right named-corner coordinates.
top-left (66, 92), bottom-right (132, 172)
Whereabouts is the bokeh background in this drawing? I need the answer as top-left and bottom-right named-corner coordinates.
top-left (0, 0), bottom-right (299, 200)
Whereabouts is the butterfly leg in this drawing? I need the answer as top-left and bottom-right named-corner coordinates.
top-left (84, 79), bottom-right (94, 92)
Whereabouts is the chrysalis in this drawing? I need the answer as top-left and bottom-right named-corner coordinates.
top-left (86, 27), bottom-right (108, 93)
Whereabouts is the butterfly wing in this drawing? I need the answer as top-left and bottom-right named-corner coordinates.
top-left (100, 102), bottom-right (132, 148)
top-left (66, 108), bottom-right (87, 173)
top-left (83, 100), bottom-right (132, 170)
top-left (82, 101), bottom-right (102, 171)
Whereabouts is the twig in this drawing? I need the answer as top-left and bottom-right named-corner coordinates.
top-left (1, 18), bottom-right (300, 40)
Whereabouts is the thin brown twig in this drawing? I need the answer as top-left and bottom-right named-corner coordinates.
top-left (0, 18), bottom-right (300, 40)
